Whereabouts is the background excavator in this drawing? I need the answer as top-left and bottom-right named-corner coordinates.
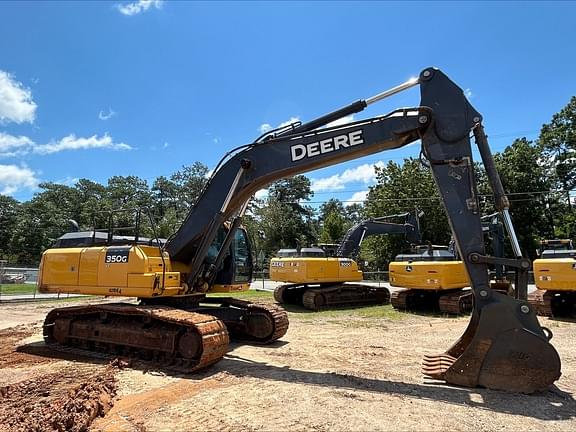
top-left (390, 213), bottom-right (512, 314)
top-left (528, 239), bottom-right (576, 317)
top-left (270, 211), bottom-right (422, 310)
top-left (37, 67), bottom-right (561, 393)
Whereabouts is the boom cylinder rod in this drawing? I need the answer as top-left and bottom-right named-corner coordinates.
top-left (365, 77), bottom-right (419, 105)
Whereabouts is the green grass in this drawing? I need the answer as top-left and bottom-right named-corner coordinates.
top-left (0, 283), bottom-right (37, 295)
top-left (209, 290), bottom-right (408, 322)
top-left (287, 303), bottom-right (406, 320)
top-left (208, 289), bottom-right (407, 328)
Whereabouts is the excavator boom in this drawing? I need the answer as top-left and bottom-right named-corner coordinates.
top-left (337, 211), bottom-right (422, 260)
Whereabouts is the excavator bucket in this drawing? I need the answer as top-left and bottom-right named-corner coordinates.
top-left (423, 291), bottom-right (561, 393)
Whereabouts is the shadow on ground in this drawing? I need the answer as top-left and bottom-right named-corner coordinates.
top-left (17, 340), bottom-right (575, 422)
top-left (217, 353), bottom-right (575, 421)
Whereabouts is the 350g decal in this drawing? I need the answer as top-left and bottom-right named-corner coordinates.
top-left (105, 248), bottom-right (130, 264)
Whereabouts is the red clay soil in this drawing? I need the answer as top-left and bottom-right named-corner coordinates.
top-left (0, 364), bottom-right (118, 432)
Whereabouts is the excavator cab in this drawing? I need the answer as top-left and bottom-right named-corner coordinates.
top-left (209, 227), bottom-right (253, 292)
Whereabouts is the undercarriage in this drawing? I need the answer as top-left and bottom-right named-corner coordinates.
top-left (391, 288), bottom-right (473, 314)
top-left (43, 296), bottom-right (289, 373)
top-left (527, 290), bottom-right (576, 318)
top-left (274, 283), bottom-right (390, 311)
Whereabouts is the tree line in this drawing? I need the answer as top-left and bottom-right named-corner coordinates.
top-left (0, 97), bottom-right (574, 268)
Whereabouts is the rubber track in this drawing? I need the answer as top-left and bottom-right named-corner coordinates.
top-left (219, 298), bottom-right (289, 343)
top-left (301, 284), bottom-right (390, 311)
top-left (44, 303), bottom-right (229, 374)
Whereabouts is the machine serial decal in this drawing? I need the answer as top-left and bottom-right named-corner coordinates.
top-left (290, 130), bottom-right (364, 161)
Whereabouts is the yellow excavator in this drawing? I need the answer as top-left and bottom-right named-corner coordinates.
top-left (390, 214), bottom-right (512, 314)
top-left (271, 211), bottom-right (421, 310)
top-left (38, 67), bottom-right (561, 393)
top-left (528, 239), bottom-right (576, 317)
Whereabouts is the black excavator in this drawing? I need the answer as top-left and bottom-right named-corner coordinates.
top-left (271, 211), bottom-right (422, 310)
top-left (38, 68), bottom-right (561, 393)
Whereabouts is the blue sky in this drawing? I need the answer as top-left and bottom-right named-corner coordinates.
top-left (0, 1), bottom-right (574, 206)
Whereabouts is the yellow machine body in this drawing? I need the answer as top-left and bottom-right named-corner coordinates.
top-left (38, 245), bottom-right (185, 298)
top-left (534, 257), bottom-right (576, 292)
top-left (269, 257), bottom-right (363, 284)
top-left (388, 260), bottom-right (469, 290)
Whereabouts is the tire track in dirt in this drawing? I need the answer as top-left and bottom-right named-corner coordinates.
top-left (91, 372), bottom-right (238, 431)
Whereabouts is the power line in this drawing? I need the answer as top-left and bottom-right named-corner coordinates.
top-left (275, 189), bottom-right (575, 205)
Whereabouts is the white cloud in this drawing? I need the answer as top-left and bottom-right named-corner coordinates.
top-left (0, 164), bottom-right (39, 195)
top-left (311, 161), bottom-right (384, 192)
top-left (0, 133), bottom-right (34, 157)
top-left (345, 190), bottom-right (368, 206)
top-left (0, 133), bottom-right (132, 157)
top-left (116, 0), bottom-right (163, 16)
top-left (254, 188), bottom-right (268, 200)
top-left (258, 117), bottom-right (300, 134)
top-left (33, 134), bottom-right (132, 155)
top-left (258, 123), bottom-right (272, 134)
top-left (98, 108), bottom-right (116, 120)
top-left (0, 70), bottom-right (37, 124)
top-left (55, 176), bottom-right (80, 187)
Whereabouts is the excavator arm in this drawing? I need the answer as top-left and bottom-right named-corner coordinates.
top-left (337, 211), bottom-right (422, 260)
top-left (165, 67), bottom-right (560, 392)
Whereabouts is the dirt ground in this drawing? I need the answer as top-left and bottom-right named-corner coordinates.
top-left (0, 297), bottom-right (574, 432)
